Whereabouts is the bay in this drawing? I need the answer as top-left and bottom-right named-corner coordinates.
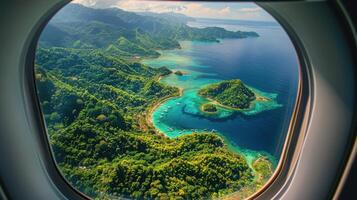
top-left (142, 18), bottom-right (299, 163)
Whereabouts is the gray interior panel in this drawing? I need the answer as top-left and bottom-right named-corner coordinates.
top-left (0, 0), bottom-right (355, 199)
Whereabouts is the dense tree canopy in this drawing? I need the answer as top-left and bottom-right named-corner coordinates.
top-left (202, 103), bottom-right (218, 113)
top-left (199, 80), bottom-right (256, 109)
top-left (39, 4), bottom-right (259, 59)
top-left (34, 3), bottom-right (269, 199)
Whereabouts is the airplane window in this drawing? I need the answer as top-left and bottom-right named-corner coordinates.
top-left (34, 1), bottom-right (300, 199)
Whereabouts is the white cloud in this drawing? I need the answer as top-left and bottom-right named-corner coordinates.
top-left (71, 0), bottom-right (274, 21)
top-left (113, 1), bottom-right (264, 20)
top-left (238, 7), bottom-right (262, 12)
top-left (72, 0), bottom-right (120, 8)
top-left (72, 0), bottom-right (97, 7)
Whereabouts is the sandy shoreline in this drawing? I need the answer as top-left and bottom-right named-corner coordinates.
top-left (143, 82), bottom-right (183, 135)
top-left (144, 80), bottom-right (271, 132)
top-left (199, 91), bottom-right (272, 113)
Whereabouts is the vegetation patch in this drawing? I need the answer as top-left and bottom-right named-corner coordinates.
top-left (34, 3), bottom-right (267, 199)
top-left (174, 70), bottom-right (184, 76)
top-left (198, 79), bottom-right (256, 109)
top-left (201, 103), bottom-right (218, 113)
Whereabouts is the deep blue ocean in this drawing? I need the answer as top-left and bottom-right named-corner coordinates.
top-left (143, 18), bottom-right (299, 160)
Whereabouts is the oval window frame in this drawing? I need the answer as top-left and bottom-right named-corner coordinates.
top-left (25, 1), bottom-right (311, 199)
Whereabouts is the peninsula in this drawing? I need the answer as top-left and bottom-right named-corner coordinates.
top-left (34, 3), bottom-right (274, 200)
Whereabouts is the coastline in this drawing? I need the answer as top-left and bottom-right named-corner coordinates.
top-left (199, 103), bottom-right (219, 114)
top-left (144, 83), bottom-right (184, 135)
top-left (198, 90), bottom-right (272, 113)
top-left (141, 73), bottom-right (276, 197)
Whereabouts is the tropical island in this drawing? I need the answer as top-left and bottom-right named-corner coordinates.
top-left (34, 3), bottom-right (274, 200)
top-left (198, 79), bottom-right (271, 112)
top-left (201, 103), bottom-right (218, 113)
top-left (174, 70), bottom-right (185, 76)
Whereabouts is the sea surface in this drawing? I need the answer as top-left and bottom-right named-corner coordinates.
top-left (142, 18), bottom-right (299, 165)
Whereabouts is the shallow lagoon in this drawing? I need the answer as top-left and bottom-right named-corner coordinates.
top-left (142, 19), bottom-right (299, 164)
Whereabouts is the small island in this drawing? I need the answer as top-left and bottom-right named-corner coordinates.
top-left (198, 79), bottom-right (256, 110)
top-left (201, 103), bottom-right (218, 113)
top-left (174, 70), bottom-right (185, 76)
top-left (158, 66), bottom-right (173, 76)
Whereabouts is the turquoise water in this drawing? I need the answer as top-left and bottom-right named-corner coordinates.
top-left (142, 19), bottom-right (299, 164)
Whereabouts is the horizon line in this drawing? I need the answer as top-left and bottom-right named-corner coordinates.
top-left (68, 3), bottom-right (276, 23)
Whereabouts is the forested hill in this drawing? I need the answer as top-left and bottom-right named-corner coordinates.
top-left (35, 46), bottom-right (257, 199)
top-left (137, 11), bottom-right (196, 24)
top-left (39, 4), bottom-right (259, 57)
top-left (199, 80), bottom-right (256, 109)
top-left (34, 4), bottom-right (265, 199)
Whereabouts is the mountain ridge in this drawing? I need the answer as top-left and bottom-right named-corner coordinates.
top-left (34, 3), bottom-right (267, 199)
top-left (39, 3), bottom-right (259, 58)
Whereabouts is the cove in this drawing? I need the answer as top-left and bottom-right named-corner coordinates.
top-left (142, 19), bottom-right (299, 164)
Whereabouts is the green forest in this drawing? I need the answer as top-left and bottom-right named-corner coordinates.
top-left (35, 3), bottom-right (269, 199)
top-left (198, 80), bottom-right (256, 109)
top-left (201, 103), bottom-right (218, 113)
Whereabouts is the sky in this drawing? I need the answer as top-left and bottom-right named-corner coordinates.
top-left (71, 0), bottom-right (275, 22)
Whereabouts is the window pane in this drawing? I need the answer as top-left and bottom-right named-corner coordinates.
top-left (34, 1), bottom-right (299, 199)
